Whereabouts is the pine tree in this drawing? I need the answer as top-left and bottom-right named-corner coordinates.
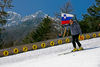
top-left (0, 0), bottom-right (13, 48)
top-left (79, 0), bottom-right (100, 33)
top-left (23, 17), bottom-right (54, 44)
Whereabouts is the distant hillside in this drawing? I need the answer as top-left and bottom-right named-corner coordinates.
top-left (1, 10), bottom-right (61, 47)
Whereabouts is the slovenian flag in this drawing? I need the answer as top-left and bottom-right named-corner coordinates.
top-left (61, 13), bottom-right (74, 25)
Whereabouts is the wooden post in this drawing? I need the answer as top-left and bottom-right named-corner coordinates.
top-left (63, 27), bottom-right (66, 38)
top-left (63, 26), bottom-right (70, 38)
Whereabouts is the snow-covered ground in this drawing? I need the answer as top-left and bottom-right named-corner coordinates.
top-left (0, 37), bottom-right (100, 67)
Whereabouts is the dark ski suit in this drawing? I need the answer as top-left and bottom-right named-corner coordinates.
top-left (67, 21), bottom-right (82, 48)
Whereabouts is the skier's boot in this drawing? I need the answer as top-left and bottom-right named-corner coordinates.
top-left (72, 48), bottom-right (78, 52)
top-left (78, 47), bottom-right (84, 51)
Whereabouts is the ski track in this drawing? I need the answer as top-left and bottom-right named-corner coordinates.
top-left (0, 37), bottom-right (100, 67)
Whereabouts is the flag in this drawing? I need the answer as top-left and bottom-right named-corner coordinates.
top-left (61, 13), bottom-right (74, 25)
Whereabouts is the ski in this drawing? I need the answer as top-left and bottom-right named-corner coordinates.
top-left (58, 47), bottom-right (100, 56)
top-left (58, 49), bottom-right (87, 56)
top-left (58, 51), bottom-right (73, 56)
top-left (58, 50), bottom-right (81, 56)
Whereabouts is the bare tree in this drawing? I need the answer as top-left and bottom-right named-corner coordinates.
top-left (55, 0), bottom-right (74, 19)
top-left (60, 1), bottom-right (73, 13)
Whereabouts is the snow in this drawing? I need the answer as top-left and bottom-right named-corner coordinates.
top-left (0, 37), bottom-right (100, 67)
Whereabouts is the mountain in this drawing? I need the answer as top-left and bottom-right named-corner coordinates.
top-left (21, 10), bottom-right (48, 28)
top-left (5, 11), bottom-right (22, 27)
top-left (2, 11), bottom-right (48, 45)
top-left (4, 10), bottom-right (48, 27)
top-left (1, 10), bottom-right (61, 46)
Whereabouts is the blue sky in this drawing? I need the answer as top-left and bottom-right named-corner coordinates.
top-left (7, 0), bottom-right (95, 19)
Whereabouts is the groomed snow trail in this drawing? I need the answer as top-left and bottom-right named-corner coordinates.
top-left (0, 37), bottom-right (100, 67)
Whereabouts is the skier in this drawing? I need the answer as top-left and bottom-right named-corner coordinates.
top-left (67, 19), bottom-right (83, 52)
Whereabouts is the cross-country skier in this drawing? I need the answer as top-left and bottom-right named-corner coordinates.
top-left (67, 19), bottom-right (83, 52)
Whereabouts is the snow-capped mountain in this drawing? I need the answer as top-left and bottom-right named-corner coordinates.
top-left (5, 11), bottom-right (22, 27)
top-left (21, 10), bottom-right (48, 22)
top-left (20, 10), bottom-right (48, 27)
top-left (2, 11), bottom-right (49, 45)
top-left (1, 10), bottom-right (62, 46)
top-left (4, 10), bottom-right (48, 28)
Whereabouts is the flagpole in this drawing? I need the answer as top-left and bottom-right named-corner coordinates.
top-left (63, 27), bottom-right (66, 38)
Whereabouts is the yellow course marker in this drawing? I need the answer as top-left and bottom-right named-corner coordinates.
top-left (50, 41), bottom-right (55, 46)
top-left (41, 43), bottom-right (46, 48)
top-left (3, 50), bottom-right (9, 56)
top-left (32, 45), bottom-right (38, 50)
top-left (79, 35), bottom-right (84, 40)
top-left (93, 33), bottom-right (96, 38)
top-left (86, 34), bottom-right (90, 39)
top-left (13, 48), bottom-right (19, 54)
top-left (98, 33), bottom-right (100, 37)
top-left (66, 38), bottom-right (70, 43)
top-left (81, 35), bottom-right (85, 40)
top-left (23, 46), bottom-right (28, 52)
top-left (58, 40), bottom-right (62, 44)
